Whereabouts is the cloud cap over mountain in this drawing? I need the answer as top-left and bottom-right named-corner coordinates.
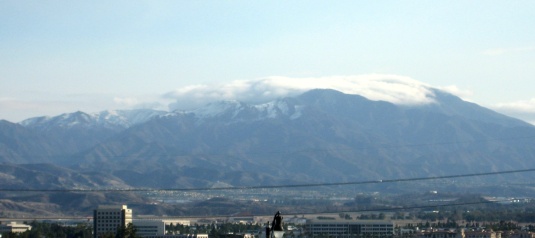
top-left (166, 74), bottom-right (446, 111)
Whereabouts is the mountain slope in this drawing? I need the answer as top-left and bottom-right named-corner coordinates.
top-left (0, 163), bottom-right (129, 189)
top-left (0, 120), bottom-right (61, 163)
top-left (1, 109), bottom-right (167, 163)
top-left (70, 89), bottom-right (535, 188)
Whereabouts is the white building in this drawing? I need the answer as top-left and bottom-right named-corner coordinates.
top-left (305, 220), bottom-right (395, 237)
top-left (129, 218), bottom-right (203, 238)
top-left (93, 204), bottom-right (133, 238)
top-left (0, 222), bottom-right (32, 233)
top-left (133, 220), bottom-right (166, 236)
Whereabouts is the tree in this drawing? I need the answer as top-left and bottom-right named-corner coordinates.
top-left (378, 213), bottom-right (385, 220)
top-left (115, 223), bottom-right (139, 238)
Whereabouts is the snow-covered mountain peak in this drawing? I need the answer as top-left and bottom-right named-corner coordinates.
top-left (254, 99), bottom-right (302, 119)
top-left (20, 111), bottom-right (93, 129)
top-left (20, 109), bottom-right (167, 130)
top-left (190, 100), bottom-right (246, 118)
top-left (93, 109), bottom-right (167, 127)
top-left (184, 98), bottom-right (303, 122)
top-left (19, 116), bottom-right (52, 127)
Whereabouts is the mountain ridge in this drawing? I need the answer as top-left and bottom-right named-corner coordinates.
top-left (2, 89), bottom-right (535, 190)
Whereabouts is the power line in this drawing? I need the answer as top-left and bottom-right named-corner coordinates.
top-left (2, 168), bottom-right (534, 193)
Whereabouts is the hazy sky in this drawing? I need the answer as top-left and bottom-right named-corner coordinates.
top-left (1, 1), bottom-right (535, 123)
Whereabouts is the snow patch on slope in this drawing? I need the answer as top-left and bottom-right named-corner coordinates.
top-left (21, 109), bottom-right (166, 129)
top-left (184, 99), bottom-right (303, 122)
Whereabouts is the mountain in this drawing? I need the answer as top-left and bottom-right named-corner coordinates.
top-left (69, 89), bottom-right (535, 188)
top-left (3, 89), bottom-right (535, 191)
top-left (4, 109), bottom-right (168, 163)
top-left (0, 120), bottom-right (61, 163)
top-left (20, 109), bottom-right (167, 130)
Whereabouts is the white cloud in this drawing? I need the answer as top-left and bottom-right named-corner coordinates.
top-left (438, 85), bottom-right (474, 101)
top-left (482, 47), bottom-right (535, 56)
top-left (3, 75), bottom-right (480, 123)
top-left (113, 96), bottom-right (167, 110)
top-left (166, 74), bottom-right (437, 111)
top-left (114, 97), bottom-right (139, 107)
top-left (495, 98), bottom-right (535, 113)
top-left (493, 98), bottom-right (535, 125)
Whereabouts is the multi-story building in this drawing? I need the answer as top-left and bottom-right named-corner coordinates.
top-left (0, 222), bottom-right (32, 233)
top-left (133, 220), bottom-right (166, 237)
top-left (305, 220), bottom-right (395, 237)
top-left (93, 204), bottom-right (133, 238)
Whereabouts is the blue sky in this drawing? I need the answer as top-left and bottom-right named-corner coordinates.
top-left (1, 1), bottom-right (535, 123)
